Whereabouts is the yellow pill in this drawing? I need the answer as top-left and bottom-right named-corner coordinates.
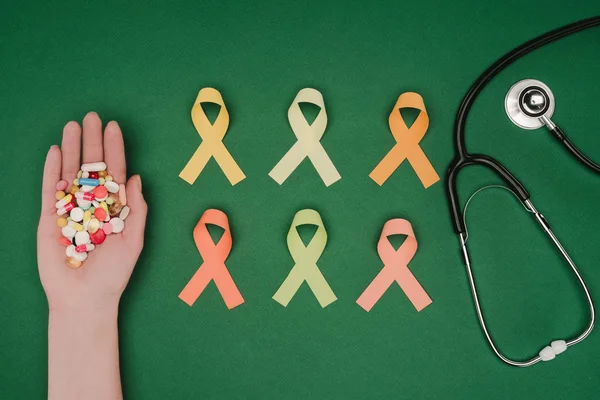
top-left (56, 217), bottom-right (68, 228)
top-left (105, 175), bottom-right (113, 181)
top-left (98, 177), bottom-right (105, 185)
top-left (89, 206), bottom-right (95, 213)
top-left (77, 170), bottom-right (83, 178)
top-left (98, 170), bottom-right (107, 178)
top-left (83, 210), bottom-right (92, 223)
top-left (69, 185), bottom-right (79, 195)
top-left (88, 218), bottom-right (100, 234)
top-left (70, 222), bottom-right (84, 232)
top-left (100, 202), bottom-right (109, 213)
top-left (106, 196), bottom-right (114, 205)
top-left (55, 190), bottom-right (66, 200)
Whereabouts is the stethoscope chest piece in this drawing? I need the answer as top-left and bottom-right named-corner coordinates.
top-left (505, 79), bottom-right (555, 129)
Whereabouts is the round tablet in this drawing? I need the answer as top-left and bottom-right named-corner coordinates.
top-left (56, 180), bottom-right (68, 191)
top-left (90, 229), bottom-right (106, 244)
top-left (70, 207), bottom-right (84, 222)
top-left (94, 208), bottom-right (107, 221)
top-left (75, 231), bottom-right (90, 246)
top-left (65, 245), bottom-right (75, 257)
top-left (102, 222), bottom-right (113, 235)
top-left (61, 226), bottom-right (76, 238)
top-left (65, 257), bottom-right (82, 269)
top-left (111, 217), bottom-right (124, 233)
top-left (93, 186), bottom-right (108, 200)
top-left (73, 251), bottom-right (88, 262)
top-left (87, 218), bottom-right (100, 234)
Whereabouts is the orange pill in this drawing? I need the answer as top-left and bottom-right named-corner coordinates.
top-left (55, 190), bottom-right (66, 200)
top-left (65, 257), bottom-right (82, 269)
top-left (98, 170), bottom-right (107, 178)
top-left (69, 185), bottom-right (79, 195)
top-left (94, 208), bottom-right (107, 221)
top-left (58, 237), bottom-right (72, 246)
top-left (93, 185), bottom-right (108, 200)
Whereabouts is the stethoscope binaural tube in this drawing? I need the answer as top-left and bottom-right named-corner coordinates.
top-left (446, 16), bottom-right (600, 234)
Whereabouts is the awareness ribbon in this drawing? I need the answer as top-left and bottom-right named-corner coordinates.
top-left (273, 209), bottom-right (337, 308)
top-left (356, 219), bottom-right (432, 312)
top-left (269, 88), bottom-right (341, 187)
top-left (369, 92), bottom-right (439, 188)
top-left (179, 88), bottom-right (246, 186)
top-left (179, 209), bottom-right (245, 309)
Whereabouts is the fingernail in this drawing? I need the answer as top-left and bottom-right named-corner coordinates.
top-left (50, 145), bottom-right (59, 149)
top-left (137, 175), bottom-right (142, 191)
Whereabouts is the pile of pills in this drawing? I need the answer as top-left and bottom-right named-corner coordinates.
top-left (54, 162), bottom-right (130, 269)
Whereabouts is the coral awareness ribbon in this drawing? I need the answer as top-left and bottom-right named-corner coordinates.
top-left (273, 209), bottom-right (337, 308)
top-left (369, 92), bottom-right (439, 188)
top-left (269, 88), bottom-right (341, 187)
top-left (356, 219), bottom-right (432, 312)
top-left (178, 209), bottom-right (245, 309)
top-left (179, 88), bottom-right (246, 186)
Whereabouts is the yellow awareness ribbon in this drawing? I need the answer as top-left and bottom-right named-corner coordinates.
top-left (269, 88), bottom-right (341, 187)
top-left (272, 209), bottom-right (337, 308)
top-left (179, 88), bottom-right (246, 186)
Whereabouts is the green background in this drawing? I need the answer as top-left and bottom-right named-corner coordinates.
top-left (1, 1), bottom-right (600, 398)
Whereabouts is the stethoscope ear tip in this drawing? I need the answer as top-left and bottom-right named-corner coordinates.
top-left (505, 79), bottom-right (555, 130)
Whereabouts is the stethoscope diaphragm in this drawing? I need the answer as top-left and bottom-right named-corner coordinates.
top-left (505, 79), bottom-right (555, 129)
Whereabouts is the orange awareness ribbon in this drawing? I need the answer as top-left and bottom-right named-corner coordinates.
top-left (178, 209), bottom-right (245, 309)
top-left (179, 88), bottom-right (246, 186)
top-left (356, 219), bottom-right (432, 312)
top-left (369, 92), bottom-right (439, 188)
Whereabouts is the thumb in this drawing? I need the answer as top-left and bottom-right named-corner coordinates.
top-left (123, 175), bottom-right (147, 251)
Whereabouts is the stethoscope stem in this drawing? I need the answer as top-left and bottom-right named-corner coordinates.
top-left (459, 198), bottom-right (595, 366)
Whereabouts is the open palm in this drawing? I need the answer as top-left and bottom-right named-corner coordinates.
top-left (37, 112), bottom-right (147, 311)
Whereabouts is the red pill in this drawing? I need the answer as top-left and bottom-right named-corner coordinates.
top-left (58, 237), bottom-right (72, 246)
top-left (94, 208), bottom-right (107, 221)
top-left (89, 171), bottom-right (99, 179)
top-left (93, 186), bottom-right (108, 200)
top-left (90, 229), bottom-right (106, 244)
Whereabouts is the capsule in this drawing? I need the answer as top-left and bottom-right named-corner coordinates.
top-left (65, 257), bottom-right (82, 269)
top-left (57, 202), bottom-right (75, 216)
top-left (55, 194), bottom-right (73, 208)
top-left (104, 180), bottom-right (119, 193)
top-left (75, 192), bottom-right (95, 201)
top-left (79, 178), bottom-right (99, 186)
top-left (81, 162), bottom-right (107, 172)
top-left (75, 243), bottom-right (95, 253)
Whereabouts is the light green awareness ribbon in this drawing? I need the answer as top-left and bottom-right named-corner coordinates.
top-left (272, 209), bottom-right (337, 308)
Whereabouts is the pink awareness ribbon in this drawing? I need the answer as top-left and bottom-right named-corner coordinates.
top-left (356, 219), bottom-right (432, 312)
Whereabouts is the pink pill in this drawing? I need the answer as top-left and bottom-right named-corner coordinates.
top-left (56, 180), bottom-right (68, 191)
top-left (102, 222), bottom-right (113, 235)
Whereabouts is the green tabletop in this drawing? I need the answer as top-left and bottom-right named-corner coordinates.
top-left (1, 1), bottom-right (600, 398)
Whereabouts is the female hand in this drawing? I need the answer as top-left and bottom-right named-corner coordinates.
top-left (37, 112), bottom-right (147, 311)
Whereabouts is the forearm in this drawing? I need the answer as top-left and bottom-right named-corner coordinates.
top-left (48, 303), bottom-right (122, 400)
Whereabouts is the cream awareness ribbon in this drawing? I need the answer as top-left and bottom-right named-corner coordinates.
top-left (269, 88), bottom-right (341, 186)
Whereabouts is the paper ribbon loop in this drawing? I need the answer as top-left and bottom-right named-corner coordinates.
top-left (356, 218), bottom-right (432, 312)
top-left (179, 88), bottom-right (246, 186)
top-left (269, 88), bottom-right (342, 187)
top-left (179, 209), bottom-right (245, 309)
top-left (369, 92), bottom-right (439, 188)
top-left (272, 209), bottom-right (337, 308)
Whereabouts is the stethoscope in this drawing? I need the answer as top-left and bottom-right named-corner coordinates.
top-left (446, 17), bottom-right (600, 367)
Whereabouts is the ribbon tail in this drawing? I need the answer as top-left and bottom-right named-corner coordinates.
top-left (179, 264), bottom-right (214, 306)
top-left (304, 264), bottom-right (337, 308)
top-left (211, 263), bottom-right (245, 309)
top-left (369, 145), bottom-right (407, 186)
top-left (179, 143), bottom-right (213, 185)
top-left (356, 266), bottom-right (397, 312)
top-left (406, 147), bottom-right (439, 188)
top-left (307, 145), bottom-right (341, 187)
top-left (268, 143), bottom-right (306, 185)
top-left (272, 264), bottom-right (306, 307)
top-left (212, 143), bottom-right (246, 186)
top-left (396, 267), bottom-right (432, 311)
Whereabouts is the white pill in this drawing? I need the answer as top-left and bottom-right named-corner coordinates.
top-left (92, 200), bottom-right (100, 208)
top-left (73, 251), bottom-right (88, 262)
top-left (81, 185), bottom-right (95, 192)
top-left (104, 181), bottom-right (119, 193)
top-left (551, 340), bottom-right (567, 355)
top-left (81, 162), bottom-right (107, 172)
top-left (75, 231), bottom-right (90, 245)
top-left (82, 171), bottom-right (90, 178)
top-left (539, 346), bottom-right (555, 361)
top-left (61, 226), bottom-right (76, 238)
top-left (119, 206), bottom-right (130, 220)
top-left (66, 245), bottom-right (75, 257)
top-left (111, 217), bottom-right (125, 233)
top-left (70, 207), bottom-right (84, 222)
